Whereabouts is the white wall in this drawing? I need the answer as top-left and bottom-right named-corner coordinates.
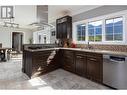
top-left (14, 5), bottom-right (37, 28)
top-left (0, 31), bottom-right (11, 47)
top-left (0, 26), bottom-right (33, 48)
top-left (0, 5), bottom-right (37, 47)
top-left (0, 5), bottom-right (37, 28)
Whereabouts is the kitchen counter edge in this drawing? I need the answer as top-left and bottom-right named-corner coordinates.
top-left (24, 47), bottom-right (127, 56)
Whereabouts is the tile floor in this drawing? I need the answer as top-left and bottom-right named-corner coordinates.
top-left (0, 57), bottom-right (111, 90)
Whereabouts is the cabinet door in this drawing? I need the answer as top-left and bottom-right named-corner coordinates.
top-left (56, 16), bottom-right (72, 39)
top-left (62, 50), bottom-right (75, 72)
top-left (75, 54), bottom-right (87, 77)
top-left (62, 22), bottom-right (67, 38)
top-left (47, 50), bottom-right (60, 71)
top-left (87, 57), bottom-right (102, 83)
top-left (56, 24), bottom-right (62, 39)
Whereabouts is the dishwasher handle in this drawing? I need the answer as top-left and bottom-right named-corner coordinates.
top-left (109, 56), bottom-right (126, 63)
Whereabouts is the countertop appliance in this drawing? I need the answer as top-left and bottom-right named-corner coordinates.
top-left (103, 55), bottom-right (127, 89)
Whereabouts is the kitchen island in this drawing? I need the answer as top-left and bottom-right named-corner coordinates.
top-left (22, 48), bottom-right (60, 78)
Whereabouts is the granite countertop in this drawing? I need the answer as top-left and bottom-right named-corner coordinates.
top-left (25, 48), bottom-right (60, 52)
top-left (60, 48), bottom-right (127, 56)
top-left (25, 47), bottom-right (127, 56)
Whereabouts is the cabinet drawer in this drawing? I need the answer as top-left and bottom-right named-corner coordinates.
top-left (33, 56), bottom-right (51, 63)
top-left (33, 51), bottom-right (52, 57)
top-left (87, 57), bottom-right (98, 62)
top-left (87, 57), bottom-right (102, 62)
top-left (76, 52), bottom-right (86, 56)
top-left (63, 54), bottom-right (73, 59)
top-left (76, 55), bottom-right (85, 59)
top-left (87, 52), bottom-right (102, 58)
top-left (63, 50), bottom-right (73, 55)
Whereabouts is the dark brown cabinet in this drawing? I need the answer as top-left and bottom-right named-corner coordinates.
top-left (62, 50), bottom-right (75, 73)
top-left (61, 50), bottom-right (103, 83)
top-left (23, 50), bottom-right (60, 78)
top-left (62, 22), bottom-right (67, 38)
top-left (86, 53), bottom-right (103, 83)
top-left (56, 24), bottom-right (62, 38)
top-left (23, 49), bottom-right (103, 84)
top-left (56, 16), bottom-right (72, 39)
top-left (47, 50), bottom-right (60, 71)
top-left (75, 52), bottom-right (87, 77)
top-left (60, 50), bottom-right (103, 83)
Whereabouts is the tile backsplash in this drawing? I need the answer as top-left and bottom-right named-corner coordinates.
top-left (76, 44), bottom-right (127, 52)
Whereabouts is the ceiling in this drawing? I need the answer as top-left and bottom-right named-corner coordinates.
top-left (0, 5), bottom-right (102, 29)
top-left (48, 5), bottom-right (102, 23)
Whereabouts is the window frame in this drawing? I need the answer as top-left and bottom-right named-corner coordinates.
top-left (73, 10), bottom-right (126, 45)
top-left (51, 31), bottom-right (56, 36)
top-left (88, 20), bottom-right (103, 42)
top-left (105, 16), bottom-right (124, 42)
top-left (76, 23), bottom-right (86, 41)
top-left (73, 20), bottom-right (88, 44)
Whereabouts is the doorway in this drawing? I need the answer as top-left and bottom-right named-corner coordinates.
top-left (12, 32), bottom-right (23, 53)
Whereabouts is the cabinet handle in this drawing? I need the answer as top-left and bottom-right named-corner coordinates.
top-left (89, 58), bottom-right (97, 61)
top-left (77, 56), bottom-right (84, 59)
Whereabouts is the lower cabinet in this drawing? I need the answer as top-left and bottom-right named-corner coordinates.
top-left (47, 50), bottom-right (60, 71)
top-left (23, 49), bottom-right (103, 83)
top-left (62, 50), bottom-right (75, 73)
top-left (23, 50), bottom-right (60, 78)
top-left (75, 52), bottom-right (87, 77)
top-left (61, 50), bottom-right (103, 83)
top-left (86, 53), bottom-right (103, 83)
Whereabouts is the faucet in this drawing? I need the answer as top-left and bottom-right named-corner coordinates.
top-left (87, 41), bottom-right (93, 50)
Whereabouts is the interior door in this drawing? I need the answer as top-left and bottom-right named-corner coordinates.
top-left (12, 32), bottom-right (23, 52)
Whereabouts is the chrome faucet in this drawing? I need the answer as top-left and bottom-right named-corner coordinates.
top-left (87, 41), bottom-right (93, 50)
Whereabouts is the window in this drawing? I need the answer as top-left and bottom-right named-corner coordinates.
top-left (0, 6), bottom-right (13, 19)
top-left (51, 31), bottom-right (56, 36)
top-left (77, 24), bottom-right (86, 41)
top-left (105, 17), bottom-right (123, 41)
top-left (88, 20), bottom-right (102, 42)
top-left (73, 14), bottom-right (125, 44)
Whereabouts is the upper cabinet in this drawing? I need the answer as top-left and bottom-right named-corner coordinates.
top-left (56, 16), bottom-right (72, 39)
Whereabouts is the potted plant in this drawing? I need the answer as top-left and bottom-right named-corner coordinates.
top-left (29, 38), bottom-right (33, 44)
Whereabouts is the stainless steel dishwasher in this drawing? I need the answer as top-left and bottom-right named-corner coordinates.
top-left (103, 55), bottom-right (127, 89)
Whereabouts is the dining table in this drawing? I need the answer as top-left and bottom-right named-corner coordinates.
top-left (0, 48), bottom-right (12, 62)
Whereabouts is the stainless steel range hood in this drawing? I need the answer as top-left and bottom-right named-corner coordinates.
top-left (29, 5), bottom-right (54, 30)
